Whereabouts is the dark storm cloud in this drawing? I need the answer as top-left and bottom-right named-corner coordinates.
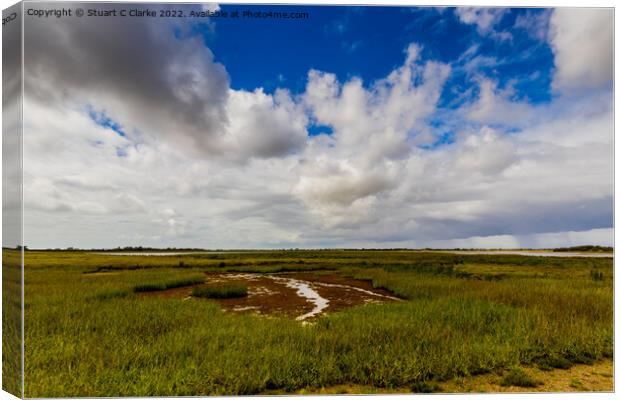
top-left (24, 3), bottom-right (230, 153)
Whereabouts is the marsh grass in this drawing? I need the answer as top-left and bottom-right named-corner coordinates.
top-left (536, 355), bottom-right (572, 371)
top-left (3, 250), bottom-right (22, 396)
top-left (94, 289), bottom-right (131, 300)
top-left (410, 381), bottom-right (441, 393)
top-left (192, 283), bottom-right (248, 299)
top-left (590, 270), bottom-right (604, 281)
top-left (133, 276), bottom-right (204, 292)
top-left (500, 368), bottom-right (542, 388)
top-left (20, 250), bottom-right (613, 396)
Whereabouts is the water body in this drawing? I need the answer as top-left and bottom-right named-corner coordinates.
top-left (268, 276), bottom-right (330, 321)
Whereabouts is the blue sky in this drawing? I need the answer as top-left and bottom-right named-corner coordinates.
top-left (205, 6), bottom-right (553, 102)
top-left (90, 4), bottom-right (553, 152)
top-left (196, 5), bottom-right (557, 151)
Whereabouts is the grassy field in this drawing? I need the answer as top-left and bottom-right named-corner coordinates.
top-left (9, 249), bottom-right (613, 396)
top-left (2, 249), bottom-right (22, 396)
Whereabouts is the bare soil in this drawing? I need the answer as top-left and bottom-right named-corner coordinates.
top-left (268, 358), bottom-right (613, 394)
top-left (440, 358), bottom-right (614, 393)
top-left (140, 271), bottom-right (400, 319)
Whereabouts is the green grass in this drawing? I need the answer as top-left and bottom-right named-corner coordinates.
top-left (3, 250), bottom-right (22, 397)
top-left (132, 276), bottom-right (204, 292)
top-left (536, 355), bottom-right (573, 371)
top-left (500, 368), bottom-right (542, 388)
top-left (410, 381), bottom-right (441, 393)
top-left (17, 249), bottom-right (613, 396)
top-left (192, 283), bottom-right (248, 299)
top-left (94, 289), bottom-right (131, 300)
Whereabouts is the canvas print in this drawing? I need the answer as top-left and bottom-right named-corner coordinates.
top-left (2, 2), bottom-right (614, 397)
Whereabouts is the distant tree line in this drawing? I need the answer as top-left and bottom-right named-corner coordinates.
top-left (3, 245), bottom-right (612, 252)
top-left (11, 246), bottom-right (208, 252)
top-left (552, 245), bottom-right (613, 253)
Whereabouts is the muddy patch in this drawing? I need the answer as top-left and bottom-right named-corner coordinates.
top-left (218, 272), bottom-right (401, 320)
top-left (142, 272), bottom-right (400, 320)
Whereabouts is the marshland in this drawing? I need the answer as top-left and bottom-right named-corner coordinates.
top-left (4, 248), bottom-right (613, 396)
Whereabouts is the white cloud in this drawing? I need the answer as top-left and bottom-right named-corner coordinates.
top-left (455, 7), bottom-right (512, 40)
top-left (221, 88), bottom-right (308, 160)
top-left (20, 11), bottom-right (613, 250)
top-left (463, 78), bottom-right (536, 126)
top-left (23, 4), bottom-right (306, 162)
top-left (549, 8), bottom-right (613, 91)
top-left (295, 44), bottom-right (450, 223)
top-left (453, 127), bottom-right (518, 175)
top-left (202, 3), bottom-right (220, 12)
top-left (514, 9), bottom-right (551, 41)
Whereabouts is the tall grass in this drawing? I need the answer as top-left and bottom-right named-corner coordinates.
top-left (21, 250), bottom-right (613, 396)
top-left (132, 276), bottom-right (204, 293)
top-left (3, 249), bottom-right (22, 396)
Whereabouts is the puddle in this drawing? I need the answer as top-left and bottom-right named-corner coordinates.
top-left (141, 272), bottom-right (400, 321)
top-left (270, 276), bottom-right (330, 320)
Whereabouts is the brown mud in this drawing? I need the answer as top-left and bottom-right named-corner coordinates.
top-left (140, 271), bottom-right (399, 320)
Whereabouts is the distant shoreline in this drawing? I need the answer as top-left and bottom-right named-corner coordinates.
top-left (8, 249), bottom-right (609, 258)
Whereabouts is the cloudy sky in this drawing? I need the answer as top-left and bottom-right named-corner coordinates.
top-left (21, 4), bottom-right (613, 249)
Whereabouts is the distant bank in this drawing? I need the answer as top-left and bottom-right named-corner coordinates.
top-left (92, 250), bottom-right (613, 258)
top-left (433, 250), bottom-right (612, 258)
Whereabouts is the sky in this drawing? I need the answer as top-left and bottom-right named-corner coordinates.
top-left (15, 3), bottom-right (613, 249)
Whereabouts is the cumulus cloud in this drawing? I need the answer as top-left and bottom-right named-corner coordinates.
top-left (25, 5), bottom-right (229, 154)
top-left (19, 7), bottom-right (613, 249)
top-left (221, 88), bottom-right (308, 160)
top-left (301, 82), bottom-right (612, 245)
top-left (452, 127), bottom-right (518, 175)
top-left (463, 78), bottom-right (537, 127)
top-left (303, 44), bottom-right (450, 154)
top-left (24, 3), bottom-right (305, 161)
top-left (548, 8), bottom-right (613, 91)
top-left (294, 44), bottom-right (450, 221)
top-left (22, 90), bottom-right (307, 248)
